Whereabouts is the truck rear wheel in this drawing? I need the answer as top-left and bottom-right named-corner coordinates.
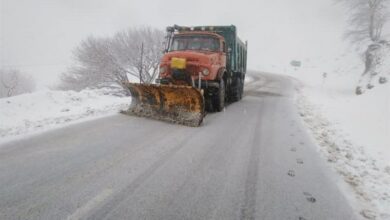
top-left (240, 75), bottom-right (245, 98)
top-left (229, 76), bottom-right (243, 102)
top-left (213, 80), bottom-right (225, 112)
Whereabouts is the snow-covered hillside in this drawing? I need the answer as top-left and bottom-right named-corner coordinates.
top-left (0, 88), bottom-right (131, 144)
top-left (290, 52), bottom-right (390, 219)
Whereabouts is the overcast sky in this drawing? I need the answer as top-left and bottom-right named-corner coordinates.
top-left (0, 0), bottom-right (347, 88)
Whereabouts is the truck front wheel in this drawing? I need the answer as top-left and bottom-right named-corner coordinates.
top-left (213, 80), bottom-right (225, 112)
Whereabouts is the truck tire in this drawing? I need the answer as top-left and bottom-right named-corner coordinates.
top-left (205, 97), bottom-right (213, 112)
top-left (229, 76), bottom-right (242, 102)
top-left (213, 80), bottom-right (225, 112)
top-left (239, 75), bottom-right (244, 99)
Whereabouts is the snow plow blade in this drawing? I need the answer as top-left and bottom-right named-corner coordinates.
top-left (122, 83), bottom-right (205, 127)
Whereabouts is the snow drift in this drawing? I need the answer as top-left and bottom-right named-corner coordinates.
top-left (0, 88), bottom-right (131, 144)
top-left (289, 50), bottom-right (390, 219)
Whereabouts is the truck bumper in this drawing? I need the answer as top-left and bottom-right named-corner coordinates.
top-left (157, 78), bottom-right (219, 90)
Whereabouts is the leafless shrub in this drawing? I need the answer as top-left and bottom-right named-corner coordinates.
top-left (338, 0), bottom-right (390, 94)
top-left (339, 0), bottom-right (389, 45)
top-left (0, 69), bottom-right (36, 98)
top-left (58, 26), bottom-right (165, 92)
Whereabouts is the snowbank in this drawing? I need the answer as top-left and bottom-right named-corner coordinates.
top-left (0, 88), bottom-right (131, 144)
top-left (289, 51), bottom-right (390, 219)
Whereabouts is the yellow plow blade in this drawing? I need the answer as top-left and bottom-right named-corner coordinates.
top-left (122, 83), bottom-right (205, 127)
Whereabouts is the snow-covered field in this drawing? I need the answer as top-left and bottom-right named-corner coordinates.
top-left (288, 52), bottom-right (390, 219)
top-left (0, 88), bottom-right (131, 144)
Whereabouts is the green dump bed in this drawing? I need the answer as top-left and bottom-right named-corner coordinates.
top-left (192, 25), bottom-right (247, 75)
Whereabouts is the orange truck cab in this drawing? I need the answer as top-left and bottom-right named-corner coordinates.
top-left (157, 25), bottom-right (248, 111)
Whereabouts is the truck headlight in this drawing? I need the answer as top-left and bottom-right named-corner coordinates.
top-left (202, 68), bottom-right (210, 76)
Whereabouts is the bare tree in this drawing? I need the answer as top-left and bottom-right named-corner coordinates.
top-left (59, 26), bottom-right (165, 92)
top-left (340, 0), bottom-right (389, 44)
top-left (339, 0), bottom-right (390, 94)
top-left (0, 69), bottom-right (36, 98)
top-left (1, 70), bottom-right (19, 97)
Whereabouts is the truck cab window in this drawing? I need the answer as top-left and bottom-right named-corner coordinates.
top-left (170, 35), bottom-right (220, 52)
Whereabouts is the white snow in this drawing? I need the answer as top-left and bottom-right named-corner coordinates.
top-left (245, 74), bottom-right (255, 84)
top-left (0, 75), bottom-right (253, 145)
top-left (0, 88), bottom-right (131, 144)
top-left (288, 51), bottom-right (390, 219)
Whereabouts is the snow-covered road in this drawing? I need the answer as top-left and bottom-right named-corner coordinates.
top-left (0, 72), bottom-right (358, 220)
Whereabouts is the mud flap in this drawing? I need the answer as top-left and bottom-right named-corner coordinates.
top-left (122, 83), bottom-right (205, 127)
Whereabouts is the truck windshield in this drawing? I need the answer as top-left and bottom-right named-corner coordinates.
top-left (170, 35), bottom-right (220, 52)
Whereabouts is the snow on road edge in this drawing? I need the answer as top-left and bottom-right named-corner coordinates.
top-left (295, 84), bottom-right (390, 220)
top-left (0, 88), bottom-right (131, 145)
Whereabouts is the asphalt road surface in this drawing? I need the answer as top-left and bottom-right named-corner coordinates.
top-left (0, 72), bottom-right (358, 220)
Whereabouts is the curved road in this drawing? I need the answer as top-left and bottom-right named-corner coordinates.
top-left (0, 72), bottom-right (358, 220)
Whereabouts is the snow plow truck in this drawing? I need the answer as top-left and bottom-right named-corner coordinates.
top-left (123, 25), bottom-right (247, 126)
